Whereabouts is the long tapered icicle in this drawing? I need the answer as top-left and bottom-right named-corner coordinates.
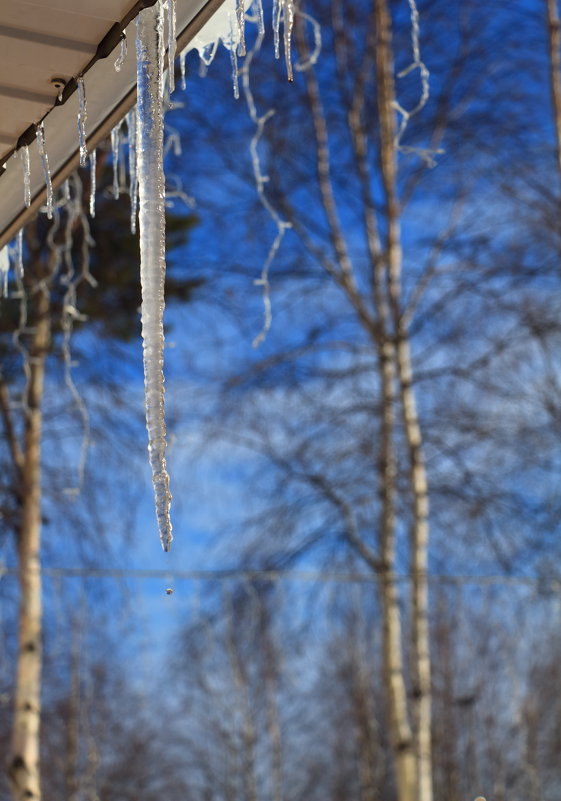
top-left (254, 0), bottom-right (265, 35)
top-left (36, 123), bottom-right (53, 219)
top-left (77, 76), bottom-right (88, 167)
top-left (16, 229), bottom-right (24, 279)
top-left (273, 0), bottom-right (281, 59)
top-left (236, 0), bottom-right (246, 57)
top-left (229, 15), bottom-right (240, 99)
top-left (89, 149), bottom-right (96, 218)
top-left (115, 34), bottom-right (128, 71)
top-left (21, 145), bottom-right (31, 208)
top-left (282, 0), bottom-right (295, 81)
top-left (111, 123), bottom-right (121, 198)
top-left (230, 47), bottom-right (240, 98)
top-left (136, 2), bottom-right (173, 551)
top-left (0, 246), bottom-right (9, 297)
top-left (166, 0), bottom-right (177, 95)
top-left (127, 110), bottom-right (138, 234)
top-left (271, 0), bottom-right (294, 78)
top-left (180, 50), bottom-right (187, 89)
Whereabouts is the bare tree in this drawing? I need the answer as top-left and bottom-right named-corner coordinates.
top-left (546, 0), bottom-right (561, 179)
top-left (183, 0), bottom-right (439, 794)
top-left (166, 0), bottom-right (561, 797)
top-left (0, 160), bottom-right (196, 800)
top-left (6, 252), bottom-right (52, 801)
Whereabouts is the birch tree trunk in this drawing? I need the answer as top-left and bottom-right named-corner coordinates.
top-left (8, 283), bottom-right (50, 801)
top-left (395, 335), bottom-right (432, 801)
top-left (65, 618), bottom-right (81, 801)
top-left (295, 7), bottom-right (427, 797)
top-left (348, 599), bottom-right (381, 801)
top-left (258, 600), bottom-right (284, 801)
top-left (225, 593), bottom-right (258, 801)
top-left (374, 0), bottom-right (433, 798)
top-left (375, 256), bottom-right (416, 801)
top-left (546, 0), bottom-right (561, 178)
top-left (378, 344), bottom-right (416, 801)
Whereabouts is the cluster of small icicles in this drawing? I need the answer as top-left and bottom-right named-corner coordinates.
top-left (1, 0), bottom-right (297, 551)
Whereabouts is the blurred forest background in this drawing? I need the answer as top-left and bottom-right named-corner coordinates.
top-left (1, 0), bottom-right (561, 799)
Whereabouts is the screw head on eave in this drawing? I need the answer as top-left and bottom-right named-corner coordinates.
top-left (50, 77), bottom-right (67, 91)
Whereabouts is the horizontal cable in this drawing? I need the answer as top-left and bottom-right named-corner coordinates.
top-left (0, 565), bottom-right (559, 587)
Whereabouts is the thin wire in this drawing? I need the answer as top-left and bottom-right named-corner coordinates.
top-left (0, 565), bottom-right (557, 587)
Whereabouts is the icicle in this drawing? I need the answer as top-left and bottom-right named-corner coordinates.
top-left (89, 149), bottom-right (96, 218)
top-left (283, 0), bottom-right (295, 81)
top-left (62, 179), bottom-right (71, 202)
top-left (201, 41), bottom-right (218, 67)
top-left (21, 145), bottom-right (31, 208)
top-left (127, 110), bottom-right (138, 234)
top-left (165, 0), bottom-right (177, 95)
top-left (230, 45), bottom-right (240, 98)
top-left (36, 123), bottom-right (53, 220)
top-left (16, 229), bottom-right (24, 279)
top-left (0, 246), bottom-right (9, 297)
top-left (273, 0), bottom-right (281, 59)
top-left (111, 122), bottom-right (121, 198)
top-left (115, 34), bottom-right (127, 71)
top-left (119, 134), bottom-right (128, 190)
top-left (136, 2), bottom-right (173, 551)
top-left (236, 0), bottom-right (246, 57)
top-left (229, 16), bottom-right (240, 99)
top-left (254, 0), bottom-right (265, 35)
top-left (180, 50), bottom-right (187, 90)
top-left (77, 76), bottom-right (88, 167)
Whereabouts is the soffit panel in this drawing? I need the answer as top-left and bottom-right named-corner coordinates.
top-left (1, 6), bottom-right (112, 42)
top-left (22, 0), bottom-right (133, 22)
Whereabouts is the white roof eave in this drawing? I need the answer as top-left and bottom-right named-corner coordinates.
top-left (0, 0), bottom-right (225, 249)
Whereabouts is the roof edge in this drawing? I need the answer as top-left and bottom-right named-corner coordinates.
top-left (0, 0), bottom-right (226, 250)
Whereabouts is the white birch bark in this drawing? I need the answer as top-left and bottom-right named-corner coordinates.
top-left (546, 0), bottom-right (561, 178)
top-left (294, 8), bottom-right (431, 798)
top-left (378, 336), bottom-right (417, 801)
top-left (374, 1), bottom-right (433, 798)
top-left (8, 284), bottom-right (49, 801)
top-left (225, 593), bottom-right (258, 801)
